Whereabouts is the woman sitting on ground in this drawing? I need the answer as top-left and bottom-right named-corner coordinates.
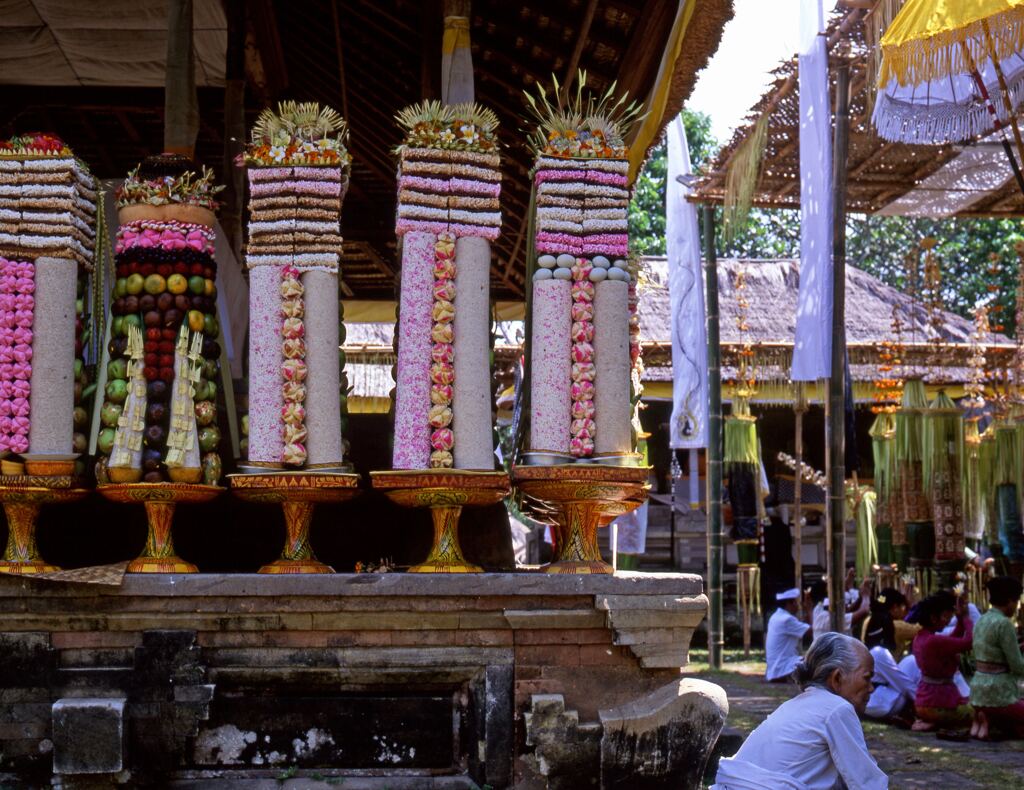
top-left (863, 588), bottom-right (917, 726)
top-left (908, 590), bottom-right (973, 734)
top-left (970, 576), bottom-right (1024, 740)
top-left (711, 632), bottom-right (888, 790)
top-left (861, 582), bottom-right (919, 660)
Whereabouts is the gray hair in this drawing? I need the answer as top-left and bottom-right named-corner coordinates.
top-left (794, 632), bottom-right (866, 689)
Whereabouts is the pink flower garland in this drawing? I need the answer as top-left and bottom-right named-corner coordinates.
top-left (429, 233), bottom-right (456, 468)
top-left (569, 257), bottom-right (595, 458)
top-left (280, 266), bottom-right (308, 465)
top-left (0, 257), bottom-right (33, 454)
top-left (116, 220), bottom-right (215, 255)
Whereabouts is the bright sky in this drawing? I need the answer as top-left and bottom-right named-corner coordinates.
top-left (688, 0), bottom-right (803, 144)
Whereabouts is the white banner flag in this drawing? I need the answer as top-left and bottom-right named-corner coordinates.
top-left (667, 116), bottom-right (708, 448)
top-left (792, 0), bottom-right (833, 381)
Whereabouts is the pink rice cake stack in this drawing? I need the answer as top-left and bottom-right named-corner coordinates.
top-left (0, 136), bottom-right (97, 270)
top-left (396, 147), bottom-right (501, 241)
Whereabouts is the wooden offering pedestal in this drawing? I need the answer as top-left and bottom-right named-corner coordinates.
top-left (228, 472), bottom-right (361, 574)
top-left (0, 479), bottom-right (89, 574)
top-left (370, 470), bottom-right (510, 573)
top-left (513, 464), bottom-right (649, 574)
top-left (97, 483), bottom-right (222, 573)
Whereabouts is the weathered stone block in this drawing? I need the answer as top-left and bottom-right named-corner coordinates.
top-left (598, 678), bottom-right (728, 790)
top-left (523, 694), bottom-right (600, 789)
top-left (51, 697), bottom-right (126, 775)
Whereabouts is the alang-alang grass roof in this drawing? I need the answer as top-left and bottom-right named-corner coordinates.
top-left (0, 0), bottom-right (734, 300)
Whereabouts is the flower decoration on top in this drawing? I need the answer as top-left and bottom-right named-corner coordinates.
top-left (115, 163), bottom-right (224, 210)
top-left (0, 132), bottom-right (71, 157)
top-left (522, 70), bottom-right (645, 160)
top-left (395, 100), bottom-right (500, 154)
top-left (243, 101), bottom-right (351, 168)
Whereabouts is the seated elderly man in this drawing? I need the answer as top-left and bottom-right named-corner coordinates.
top-left (765, 587), bottom-right (810, 682)
top-left (713, 633), bottom-right (888, 790)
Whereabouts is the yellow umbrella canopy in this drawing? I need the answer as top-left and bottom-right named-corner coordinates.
top-left (880, 0), bottom-right (1024, 88)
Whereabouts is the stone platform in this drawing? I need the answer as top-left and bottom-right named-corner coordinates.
top-left (0, 572), bottom-right (713, 788)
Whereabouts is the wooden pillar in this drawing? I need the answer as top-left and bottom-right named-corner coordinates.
top-left (164, 0), bottom-right (199, 156)
top-left (828, 56), bottom-right (851, 634)
top-left (704, 205), bottom-right (724, 669)
top-left (221, 0), bottom-right (246, 261)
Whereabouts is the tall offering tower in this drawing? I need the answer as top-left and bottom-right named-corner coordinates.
top-left (242, 102), bottom-right (349, 471)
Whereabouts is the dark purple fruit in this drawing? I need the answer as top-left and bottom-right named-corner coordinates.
top-left (139, 294), bottom-right (156, 312)
top-left (144, 424), bottom-right (165, 446)
top-left (142, 449), bottom-right (162, 472)
top-left (146, 402), bottom-right (166, 424)
top-left (110, 337), bottom-right (128, 357)
top-left (164, 308), bottom-right (183, 328)
top-left (143, 471), bottom-right (164, 483)
top-left (157, 292), bottom-right (174, 312)
top-left (202, 339), bottom-right (220, 359)
top-left (123, 295), bottom-right (139, 314)
top-left (190, 294), bottom-right (205, 310)
top-left (143, 310), bottom-right (161, 328)
top-left (174, 294), bottom-right (191, 312)
top-left (147, 379), bottom-right (168, 402)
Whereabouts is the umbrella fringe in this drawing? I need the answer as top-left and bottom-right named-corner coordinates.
top-left (880, 6), bottom-right (1024, 88)
top-left (873, 64), bottom-right (1024, 144)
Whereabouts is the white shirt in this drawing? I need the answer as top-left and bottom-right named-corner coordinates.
top-left (866, 646), bottom-right (916, 719)
top-left (940, 603), bottom-right (981, 636)
top-left (765, 607), bottom-right (810, 681)
top-left (811, 600), bottom-right (852, 642)
top-left (712, 686), bottom-right (888, 790)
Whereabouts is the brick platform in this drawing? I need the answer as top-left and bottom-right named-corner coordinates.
top-left (0, 572), bottom-right (706, 787)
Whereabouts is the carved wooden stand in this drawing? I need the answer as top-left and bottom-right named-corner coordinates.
top-left (0, 484), bottom-right (89, 574)
top-left (228, 472), bottom-right (361, 573)
top-left (513, 464), bottom-right (649, 574)
top-left (97, 483), bottom-right (222, 573)
top-left (371, 470), bottom-right (510, 573)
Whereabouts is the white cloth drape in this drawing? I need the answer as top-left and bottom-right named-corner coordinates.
top-left (666, 116), bottom-right (708, 448)
top-left (792, 0), bottom-right (832, 382)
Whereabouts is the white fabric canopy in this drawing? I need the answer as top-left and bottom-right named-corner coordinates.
top-left (666, 115), bottom-right (708, 449)
top-left (0, 0), bottom-right (226, 86)
top-left (791, 0), bottom-right (833, 382)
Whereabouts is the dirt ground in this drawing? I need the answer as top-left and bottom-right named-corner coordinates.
top-left (685, 649), bottom-right (1024, 789)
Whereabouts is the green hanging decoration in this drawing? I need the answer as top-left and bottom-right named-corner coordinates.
top-left (870, 412), bottom-right (897, 500)
top-left (893, 379), bottom-right (930, 572)
top-left (725, 396), bottom-right (760, 553)
top-left (725, 397), bottom-right (759, 466)
top-left (922, 390), bottom-right (963, 492)
top-left (894, 378), bottom-right (928, 464)
top-left (963, 419), bottom-right (995, 549)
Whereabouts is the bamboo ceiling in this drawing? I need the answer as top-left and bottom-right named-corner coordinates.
top-left (693, 3), bottom-right (1024, 218)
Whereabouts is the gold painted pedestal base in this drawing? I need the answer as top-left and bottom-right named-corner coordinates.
top-left (371, 470), bottom-right (510, 573)
top-left (513, 464), bottom-right (649, 574)
top-left (228, 472), bottom-right (361, 574)
top-left (0, 486), bottom-right (89, 574)
top-left (97, 483), bottom-right (222, 573)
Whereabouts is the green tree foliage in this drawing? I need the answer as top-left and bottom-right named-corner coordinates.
top-left (628, 111), bottom-right (1024, 335)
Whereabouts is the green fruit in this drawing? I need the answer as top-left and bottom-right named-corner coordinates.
top-left (143, 274), bottom-right (167, 295)
top-left (194, 400), bottom-right (216, 427)
top-left (111, 316), bottom-right (124, 337)
top-left (203, 314), bottom-right (219, 338)
top-left (73, 358), bottom-right (83, 379)
top-left (72, 432), bottom-right (88, 454)
top-left (198, 426), bottom-right (221, 453)
top-left (241, 414), bottom-right (249, 435)
top-left (206, 380), bottom-right (217, 400)
top-left (123, 314), bottom-right (142, 331)
top-left (193, 380), bottom-right (210, 402)
top-left (202, 451), bottom-right (222, 485)
top-left (72, 406), bottom-right (88, 429)
top-left (76, 298), bottom-right (84, 316)
top-left (338, 324), bottom-right (346, 344)
top-left (107, 358), bottom-right (128, 380)
top-left (188, 275), bottom-right (206, 295)
top-left (101, 401), bottom-right (123, 427)
top-left (105, 379), bottom-right (128, 403)
top-left (97, 427), bottom-right (116, 455)
top-left (202, 359), bottom-right (218, 380)
top-left (114, 278), bottom-right (129, 298)
top-left (125, 273), bottom-right (144, 295)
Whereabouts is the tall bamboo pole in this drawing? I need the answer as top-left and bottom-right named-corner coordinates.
top-left (704, 205), bottom-right (724, 669)
top-left (828, 56), bottom-right (851, 634)
top-left (794, 384), bottom-right (806, 613)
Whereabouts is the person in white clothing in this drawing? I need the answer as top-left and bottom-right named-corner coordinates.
top-left (810, 573), bottom-right (871, 642)
top-left (765, 588), bottom-right (810, 682)
top-left (713, 633), bottom-right (888, 790)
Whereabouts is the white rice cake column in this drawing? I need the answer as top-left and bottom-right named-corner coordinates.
top-left (246, 264), bottom-right (284, 464)
top-left (393, 230), bottom-right (437, 469)
top-left (27, 257), bottom-right (75, 455)
top-left (302, 268), bottom-right (344, 466)
top-left (529, 278), bottom-right (571, 454)
top-left (593, 279), bottom-right (631, 455)
top-left (452, 236), bottom-right (494, 469)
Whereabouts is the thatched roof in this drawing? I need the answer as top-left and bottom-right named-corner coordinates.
top-left (2, 0), bottom-right (733, 299)
top-left (637, 257), bottom-right (1014, 388)
top-left (691, 4), bottom-right (1024, 217)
